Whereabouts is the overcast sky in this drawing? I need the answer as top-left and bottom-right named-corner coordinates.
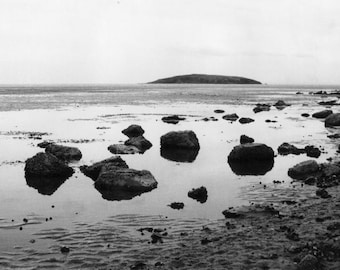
top-left (0, 0), bottom-right (339, 84)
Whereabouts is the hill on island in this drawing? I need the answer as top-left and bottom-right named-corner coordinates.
top-left (149, 74), bottom-right (261, 84)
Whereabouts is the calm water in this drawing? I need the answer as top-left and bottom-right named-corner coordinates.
top-left (0, 84), bottom-right (338, 268)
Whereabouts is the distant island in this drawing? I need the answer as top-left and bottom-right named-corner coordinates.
top-left (149, 74), bottom-right (261, 84)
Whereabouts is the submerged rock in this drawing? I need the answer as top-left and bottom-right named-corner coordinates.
top-left (125, 136), bottom-right (152, 152)
top-left (239, 117), bottom-right (254, 124)
top-left (312, 109), bottom-right (333, 119)
top-left (161, 115), bottom-right (186, 124)
top-left (45, 144), bottom-right (82, 161)
top-left (240, 135), bottom-right (254, 144)
top-left (288, 160), bottom-right (320, 180)
top-left (188, 186), bottom-right (208, 203)
top-left (222, 113), bottom-right (239, 121)
top-left (228, 143), bottom-right (274, 161)
top-left (122, 125), bottom-right (145, 138)
top-left (80, 156), bottom-right (128, 181)
top-left (325, 113), bottom-right (340, 127)
top-left (25, 152), bottom-right (74, 178)
top-left (274, 100), bottom-right (291, 109)
top-left (160, 130), bottom-right (200, 149)
top-left (108, 144), bottom-right (141, 155)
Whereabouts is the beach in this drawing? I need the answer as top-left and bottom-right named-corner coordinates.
top-left (0, 84), bottom-right (339, 269)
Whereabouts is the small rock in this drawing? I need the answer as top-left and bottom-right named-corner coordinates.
top-left (222, 210), bottom-right (243, 218)
top-left (161, 115), bottom-right (186, 124)
top-left (316, 188), bottom-right (331, 198)
top-left (240, 135), bottom-right (254, 144)
top-left (60, 246), bottom-right (70, 253)
top-left (188, 186), bottom-right (208, 203)
top-left (239, 117), bottom-right (254, 124)
top-left (125, 136), bottom-right (152, 152)
top-left (222, 113), bottom-right (239, 121)
top-left (312, 109), bottom-right (333, 119)
top-left (297, 254), bottom-right (318, 270)
top-left (122, 125), bottom-right (145, 138)
top-left (305, 145), bottom-right (321, 158)
top-left (301, 113), bottom-right (310, 117)
top-left (253, 104), bottom-right (271, 113)
top-left (168, 202), bottom-right (184, 210)
top-left (214, 109), bottom-right (225, 113)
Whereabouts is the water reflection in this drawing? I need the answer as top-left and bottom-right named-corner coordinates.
top-left (228, 159), bottom-right (274, 176)
top-left (25, 175), bottom-right (69, 195)
top-left (95, 185), bottom-right (152, 201)
top-left (160, 148), bottom-right (199, 163)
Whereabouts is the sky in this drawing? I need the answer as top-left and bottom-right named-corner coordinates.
top-left (0, 0), bottom-right (339, 85)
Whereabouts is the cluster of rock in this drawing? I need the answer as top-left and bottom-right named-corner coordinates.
top-left (80, 156), bottom-right (158, 201)
top-left (25, 143), bottom-right (82, 195)
top-left (278, 143), bottom-right (321, 158)
top-left (108, 125), bottom-right (152, 155)
top-left (253, 100), bottom-right (291, 113)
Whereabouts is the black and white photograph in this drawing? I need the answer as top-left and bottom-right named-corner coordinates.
top-left (0, 0), bottom-right (339, 269)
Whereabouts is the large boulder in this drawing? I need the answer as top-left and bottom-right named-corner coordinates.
top-left (288, 160), bottom-right (320, 180)
top-left (312, 109), bottom-right (333, 119)
top-left (95, 166), bottom-right (158, 193)
top-left (80, 156), bottom-right (128, 181)
top-left (325, 113), bottom-right (340, 127)
top-left (25, 152), bottom-right (74, 178)
top-left (108, 144), bottom-right (141, 155)
top-left (45, 144), bottom-right (82, 161)
top-left (228, 143), bottom-right (274, 161)
top-left (122, 125), bottom-right (145, 138)
top-left (160, 131), bottom-right (200, 149)
top-left (124, 136), bottom-right (152, 152)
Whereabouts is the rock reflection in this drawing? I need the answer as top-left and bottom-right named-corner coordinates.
top-left (25, 175), bottom-right (69, 195)
top-left (95, 186), bottom-right (151, 201)
top-left (228, 159), bottom-right (274, 176)
top-left (160, 148), bottom-right (199, 163)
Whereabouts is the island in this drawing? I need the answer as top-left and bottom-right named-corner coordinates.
top-left (148, 74), bottom-right (261, 84)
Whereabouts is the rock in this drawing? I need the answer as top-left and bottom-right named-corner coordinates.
top-left (253, 104), bottom-right (271, 113)
top-left (274, 100), bottom-right (290, 109)
top-left (319, 100), bottom-right (337, 106)
top-left (304, 145), bottom-right (321, 158)
top-left (37, 141), bottom-right (53, 148)
top-left (316, 188), bottom-right (331, 198)
top-left (60, 246), bottom-right (70, 253)
top-left (304, 176), bottom-right (317, 185)
top-left (168, 202), bottom-right (184, 210)
top-left (201, 116), bottom-right (218, 122)
top-left (125, 136), bottom-right (152, 152)
top-left (187, 186), bottom-right (208, 203)
top-left (327, 133), bottom-right (340, 139)
top-left (45, 144), bottom-right (82, 161)
top-left (95, 166), bottom-right (158, 192)
top-left (108, 144), bottom-right (141, 154)
top-left (161, 148), bottom-right (199, 163)
top-left (320, 163), bottom-right (340, 177)
top-left (222, 113), bottom-right (239, 121)
top-left (278, 143), bottom-right (304, 155)
top-left (214, 109), bottom-right (225, 113)
top-left (325, 113), bottom-right (340, 127)
top-left (239, 117), bottom-right (254, 124)
top-left (312, 109), bottom-right (333, 119)
top-left (327, 221), bottom-right (340, 231)
top-left (228, 159), bottom-right (274, 176)
top-left (296, 91), bottom-right (303, 95)
top-left (25, 152), bottom-right (74, 178)
top-left (222, 210), bottom-right (243, 218)
top-left (287, 160), bottom-right (320, 180)
top-left (161, 115), bottom-right (186, 124)
top-left (240, 135), bottom-right (254, 144)
top-left (160, 130), bottom-right (200, 149)
top-left (80, 156), bottom-right (128, 181)
top-left (297, 254), bottom-right (318, 270)
top-left (228, 143), bottom-right (274, 161)
top-left (130, 262), bottom-right (148, 270)
top-left (301, 113), bottom-right (310, 117)
top-left (122, 125), bottom-right (145, 138)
